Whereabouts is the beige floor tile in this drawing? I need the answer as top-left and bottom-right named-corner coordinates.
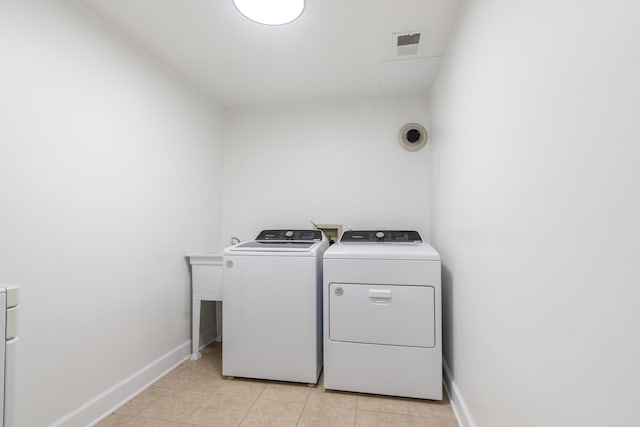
top-left (355, 410), bottom-right (412, 427)
top-left (102, 343), bottom-right (457, 427)
top-left (126, 416), bottom-right (183, 426)
top-left (203, 392), bottom-right (259, 410)
top-left (297, 405), bottom-right (356, 427)
top-left (260, 383), bottom-right (311, 403)
top-left (153, 370), bottom-right (186, 389)
top-left (356, 395), bottom-right (410, 415)
top-left (136, 386), bottom-right (178, 399)
top-left (170, 360), bottom-right (222, 380)
top-left (186, 404), bottom-right (249, 426)
top-left (96, 414), bottom-right (183, 427)
top-left (138, 396), bottom-right (207, 423)
top-left (410, 415), bottom-right (459, 427)
top-left (166, 356), bottom-right (222, 379)
top-left (306, 390), bottom-right (357, 409)
top-left (146, 387), bottom-right (212, 404)
top-left (195, 356), bottom-right (222, 370)
top-left (115, 391), bottom-right (158, 416)
top-left (170, 362), bottom-right (201, 375)
top-left (214, 380), bottom-right (267, 399)
top-left (206, 351), bottom-right (223, 362)
top-left (407, 401), bottom-right (456, 420)
top-left (174, 374), bottom-right (225, 394)
top-left (194, 392), bottom-right (258, 425)
top-left (240, 398), bottom-right (304, 426)
top-left (193, 363), bottom-right (224, 378)
top-left (95, 413), bottom-right (136, 426)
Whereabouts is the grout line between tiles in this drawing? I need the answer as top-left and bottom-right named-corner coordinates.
top-left (187, 384), bottom-right (211, 426)
top-left (294, 382), bottom-right (313, 426)
top-left (235, 381), bottom-right (266, 426)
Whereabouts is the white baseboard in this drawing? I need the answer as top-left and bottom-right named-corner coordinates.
top-left (50, 341), bottom-right (191, 427)
top-left (443, 359), bottom-right (476, 427)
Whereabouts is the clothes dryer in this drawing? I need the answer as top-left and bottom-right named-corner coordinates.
top-left (223, 229), bottom-right (328, 384)
top-left (323, 230), bottom-right (442, 399)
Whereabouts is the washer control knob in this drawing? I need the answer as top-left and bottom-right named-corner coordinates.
top-left (376, 231), bottom-right (385, 240)
top-left (285, 230), bottom-right (294, 238)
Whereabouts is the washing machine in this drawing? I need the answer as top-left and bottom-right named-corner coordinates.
top-left (323, 230), bottom-right (442, 400)
top-left (222, 229), bottom-right (328, 384)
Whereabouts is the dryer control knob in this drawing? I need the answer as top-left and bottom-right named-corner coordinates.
top-left (376, 231), bottom-right (385, 239)
top-left (285, 231), bottom-right (294, 238)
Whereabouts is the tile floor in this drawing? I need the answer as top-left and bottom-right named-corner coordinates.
top-left (96, 344), bottom-right (458, 427)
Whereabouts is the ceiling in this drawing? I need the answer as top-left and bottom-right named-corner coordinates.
top-left (78, 0), bottom-right (462, 106)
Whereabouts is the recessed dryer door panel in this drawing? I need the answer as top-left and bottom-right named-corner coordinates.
top-left (329, 283), bottom-right (435, 348)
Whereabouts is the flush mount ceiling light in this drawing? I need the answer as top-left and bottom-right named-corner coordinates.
top-left (233, 0), bottom-right (305, 25)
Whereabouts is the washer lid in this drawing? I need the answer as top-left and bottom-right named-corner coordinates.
top-left (225, 229), bottom-right (327, 254)
top-left (233, 241), bottom-right (317, 251)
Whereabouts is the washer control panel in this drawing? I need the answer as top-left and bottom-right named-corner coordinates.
top-left (256, 229), bottom-right (323, 242)
top-left (340, 230), bottom-right (422, 243)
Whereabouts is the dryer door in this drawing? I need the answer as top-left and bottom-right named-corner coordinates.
top-left (329, 283), bottom-right (435, 348)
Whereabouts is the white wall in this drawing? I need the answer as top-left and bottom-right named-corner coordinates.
top-left (429, 1), bottom-right (640, 426)
top-left (221, 95), bottom-right (432, 242)
top-left (0, 2), bottom-right (223, 426)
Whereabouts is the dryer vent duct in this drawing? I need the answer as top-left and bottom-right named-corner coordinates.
top-left (399, 123), bottom-right (428, 151)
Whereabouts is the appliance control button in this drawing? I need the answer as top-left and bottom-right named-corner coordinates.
top-left (285, 231), bottom-right (294, 238)
top-left (376, 231), bottom-right (385, 239)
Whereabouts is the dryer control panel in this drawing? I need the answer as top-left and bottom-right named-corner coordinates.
top-left (341, 230), bottom-right (422, 243)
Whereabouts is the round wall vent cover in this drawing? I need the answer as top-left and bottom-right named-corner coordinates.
top-left (399, 123), bottom-right (428, 151)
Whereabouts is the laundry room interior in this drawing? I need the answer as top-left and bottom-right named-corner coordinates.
top-left (1, 1), bottom-right (639, 426)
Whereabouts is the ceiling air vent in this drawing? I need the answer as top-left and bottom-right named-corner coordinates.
top-left (392, 31), bottom-right (423, 57)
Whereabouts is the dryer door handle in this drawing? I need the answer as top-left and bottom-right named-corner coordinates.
top-left (368, 289), bottom-right (392, 304)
